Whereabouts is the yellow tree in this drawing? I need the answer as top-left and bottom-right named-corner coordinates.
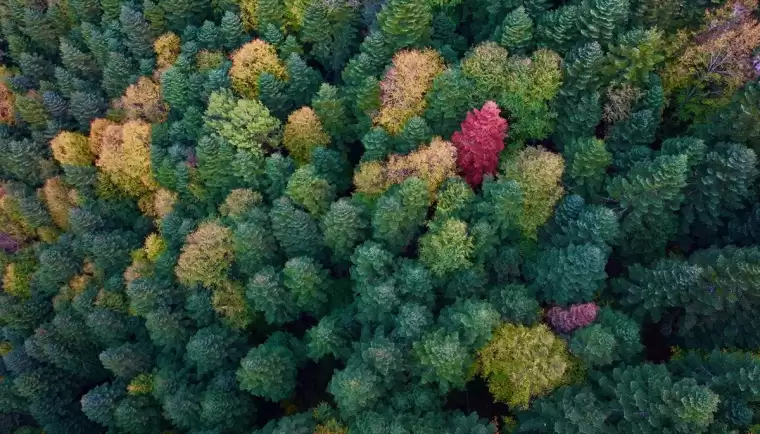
top-left (51, 131), bottom-right (93, 166)
top-left (116, 77), bottom-right (167, 123)
top-left (501, 147), bottom-right (565, 239)
top-left (154, 32), bottom-right (181, 70)
top-left (354, 137), bottom-right (457, 198)
top-left (478, 323), bottom-right (571, 409)
top-left (39, 177), bottom-right (76, 230)
top-left (230, 39), bottom-right (288, 99)
top-left (375, 49), bottom-right (445, 134)
top-left (662, 0), bottom-right (760, 119)
top-left (96, 121), bottom-right (158, 200)
top-left (283, 107), bottom-right (330, 164)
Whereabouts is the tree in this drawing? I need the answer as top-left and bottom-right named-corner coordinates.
top-left (563, 137), bottom-right (612, 199)
top-left (175, 221), bottom-right (234, 288)
top-left (372, 177), bottom-right (430, 254)
top-left (477, 324), bottom-right (571, 409)
top-left (321, 198), bottom-right (369, 264)
top-left (119, 6), bottom-right (154, 60)
top-left (377, 0), bottom-right (432, 50)
top-left (283, 107), bottom-right (330, 165)
top-left (517, 386), bottom-right (607, 433)
top-left (204, 90), bottom-right (281, 176)
top-left (502, 147), bottom-right (565, 239)
top-left (423, 68), bottom-right (476, 138)
top-left (270, 196), bottom-right (324, 258)
top-left (375, 49), bottom-right (445, 135)
top-left (546, 302), bottom-right (599, 333)
top-left (229, 39), bottom-right (287, 99)
top-left (596, 364), bottom-right (720, 433)
top-left (529, 243), bottom-right (607, 305)
top-left (614, 246), bottom-right (760, 348)
top-left (419, 219), bottom-right (474, 277)
top-left (535, 5), bottom-right (581, 51)
top-left (607, 154), bottom-right (688, 260)
top-left (186, 325), bottom-right (244, 374)
top-left (413, 329), bottom-right (472, 394)
top-left (283, 256), bottom-right (330, 315)
top-left (328, 361), bottom-right (385, 418)
top-left (238, 332), bottom-right (301, 401)
top-left (452, 101), bottom-right (508, 187)
top-left (500, 7), bottom-right (533, 53)
top-left (285, 53), bottom-right (322, 108)
top-left (154, 32), bottom-right (181, 70)
top-left (576, 0), bottom-right (630, 47)
top-left (354, 137), bottom-right (457, 198)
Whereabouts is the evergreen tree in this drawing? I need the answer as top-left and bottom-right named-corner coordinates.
top-left (500, 7), bottom-right (534, 54)
top-left (377, 0), bottom-right (432, 50)
top-left (237, 332), bottom-right (302, 401)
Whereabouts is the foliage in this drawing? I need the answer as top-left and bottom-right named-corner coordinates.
top-left (0, 0), bottom-right (759, 432)
top-left (283, 107), bottom-right (330, 164)
top-left (452, 101), bottom-right (508, 187)
top-left (478, 324), bottom-right (571, 409)
top-left (229, 39), bottom-right (287, 98)
top-left (375, 49), bottom-right (445, 134)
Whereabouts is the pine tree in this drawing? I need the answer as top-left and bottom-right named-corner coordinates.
top-left (500, 7), bottom-right (534, 54)
top-left (413, 329), bottom-right (472, 394)
top-left (102, 52), bottom-right (137, 99)
top-left (576, 0), bottom-right (630, 47)
top-left (535, 5), bottom-right (581, 52)
top-left (119, 6), bottom-right (155, 60)
top-left (237, 332), bottom-right (302, 401)
top-left (220, 11), bottom-right (246, 50)
top-left (681, 143), bottom-right (758, 240)
top-left (285, 53), bottom-right (323, 108)
top-left (377, 0), bottom-right (433, 50)
top-left (529, 243), bottom-right (607, 305)
top-left (69, 91), bottom-right (106, 129)
top-left (258, 72), bottom-right (292, 119)
top-left (563, 137), bottom-right (612, 199)
top-left (322, 198), bottom-right (369, 264)
top-left (270, 196), bottom-right (324, 258)
top-left (312, 84), bottom-right (352, 143)
top-left (59, 40), bottom-right (100, 78)
top-left (285, 165), bottom-right (335, 216)
top-left (424, 68), bottom-right (476, 137)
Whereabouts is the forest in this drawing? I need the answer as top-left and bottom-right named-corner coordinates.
top-left (0, 0), bottom-right (760, 432)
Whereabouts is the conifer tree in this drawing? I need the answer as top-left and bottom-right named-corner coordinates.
top-left (576, 0), bottom-right (630, 47)
top-left (535, 5), bottom-right (581, 52)
top-left (500, 7), bottom-right (534, 54)
top-left (377, 0), bottom-right (433, 50)
top-left (119, 6), bottom-right (155, 60)
top-left (270, 196), bottom-right (324, 258)
top-left (237, 332), bottom-right (302, 401)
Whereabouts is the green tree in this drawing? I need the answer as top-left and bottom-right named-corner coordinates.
top-left (500, 7), bottom-right (533, 53)
top-left (377, 0), bottom-right (432, 50)
top-left (237, 332), bottom-right (302, 401)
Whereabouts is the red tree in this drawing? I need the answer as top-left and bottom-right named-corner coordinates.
top-left (452, 101), bottom-right (509, 186)
top-left (546, 302), bottom-right (599, 334)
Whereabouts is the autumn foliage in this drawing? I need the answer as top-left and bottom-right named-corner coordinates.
top-left (452, 101), bottom-right (508, 187)
top-left (354, 137), bottom-right (457, 198)
top-left (230, 39), bottom-right (288, 99)
top-left (376, 49), bottom-right (445, 134)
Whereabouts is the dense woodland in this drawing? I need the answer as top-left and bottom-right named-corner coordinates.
top-left (0, 0), bottom-right (759, 432)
